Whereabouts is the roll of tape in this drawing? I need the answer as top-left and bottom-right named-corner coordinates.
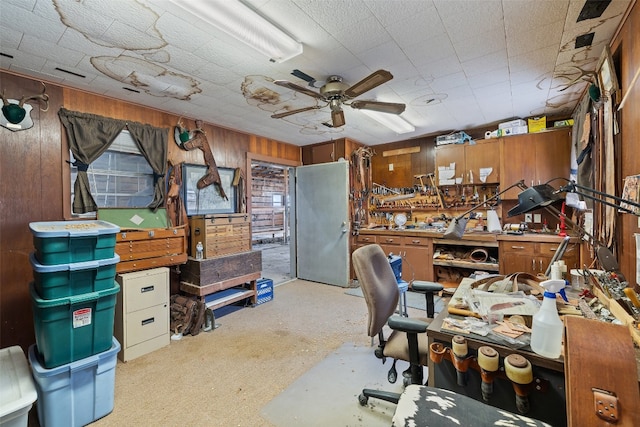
top-left (485, 131), bottom-right (492, 139)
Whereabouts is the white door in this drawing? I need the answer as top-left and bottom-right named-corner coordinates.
top-left (295, 161), bottom-right (350, 287)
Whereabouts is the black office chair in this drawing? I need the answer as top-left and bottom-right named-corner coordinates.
top-left (351, 244), bottom-right (442, 389)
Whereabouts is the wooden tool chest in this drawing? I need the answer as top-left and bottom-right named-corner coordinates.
top-left (189, 214), bottom-right (251, 258)
top-left (115, 227), bottom-right (187, 273)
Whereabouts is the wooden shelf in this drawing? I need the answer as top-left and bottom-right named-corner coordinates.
top-left (204, 287), bottom-right (255, 310)
top-left (433, 259), bottom-right (499, 272)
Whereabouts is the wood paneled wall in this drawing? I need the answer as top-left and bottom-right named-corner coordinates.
top-left (0, 71), bottom-right (300, 350)
top-left (611, 1), bottom-right (640, 286)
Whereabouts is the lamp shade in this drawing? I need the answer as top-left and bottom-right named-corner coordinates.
top-left (508, 184), bottom-right (560, 217)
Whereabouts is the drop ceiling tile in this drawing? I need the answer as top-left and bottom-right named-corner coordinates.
top-left (0, 25), bottom-right (23, 50)
top-left (19, 34), bottom-right (85, 67)
top-left (293, 0), bottom-right (373, 36)
top-left (434, 0), bottom-right (505, 41)
top-left (333, 16), bottom-right (393, 54)
top-left (417, 54), bottom-right (463, 79)
top-left (503, 0), bottom-right (569, 32)
top-left (355, 40), bottom-right (408, 70)
top-left (461, 49), bottom-right (508, 77)
top-left (453, 28), bottom-right (507, 63)
top-left (1, 1), bottom-right (66, 41)
top-left (403, 33), bottom-right (456, 67)
top-left (384, 6), bottom-right (447, 47)
top-left (364, 0), bottom-right (435, 27)
top-left (506, 20), bottom-right (565, 57)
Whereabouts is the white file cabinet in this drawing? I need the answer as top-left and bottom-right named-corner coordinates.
top-left (115, 267), bottom-right (169, 361)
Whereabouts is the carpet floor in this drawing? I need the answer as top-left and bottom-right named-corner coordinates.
top-left (38, 279), bottom-right (429, 427)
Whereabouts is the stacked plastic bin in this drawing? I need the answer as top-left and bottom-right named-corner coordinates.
top-left (27, 220), bottom-right (121, 427)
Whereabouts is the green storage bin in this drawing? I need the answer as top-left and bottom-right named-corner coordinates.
top-left (30, 282), bottom-right (120, 369)
top-left (29, 220), bottom-right (120, 265)
top-left (31, 252), bottom-right (120, 299)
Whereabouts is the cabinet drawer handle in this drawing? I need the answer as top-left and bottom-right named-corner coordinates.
top-left (362, 237), bottom-right (370, 242)
top-left (141, 317), bottom-right (155, 326)
top-left (411, 240), bottom-right (421, 244)
top-left (532, 259), bottom-right (536, 271)
top-left (511, 246), bottom-right (525, 250)
top-left (547, 247), bottom-right (558, 252)
top-left (141, 286), bottom-right (155, 293)
top-left (385, 238), bottom-right (395, 243)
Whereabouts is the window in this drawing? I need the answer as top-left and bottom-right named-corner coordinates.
top-left (69, 130), bottom-right (155, 216)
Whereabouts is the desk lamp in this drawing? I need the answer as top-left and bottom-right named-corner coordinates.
top-left (443, 180), bottom-right (525, 239)
top-left (508, 179), bottom-right (640, 272)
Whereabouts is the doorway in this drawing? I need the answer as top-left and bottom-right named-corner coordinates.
top-left (250, 160), bottom-right (293, 285)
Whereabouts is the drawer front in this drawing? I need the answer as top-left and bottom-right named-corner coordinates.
top-left (536, 242), bottom-right (563, 256)
top-left (123, 270), bottom-right (169, 313)
top-left (402, 236), bottom-right (431, 247)
top-left (117, 237), bottom-right (185, 261)
top-left (355, 235), bottom-right (377, 244)
top-left (126, 304), bottom-right (168, 347)
top-left (379, 236), bottom-right (402, 245)
top-left (502, 242), bottom-right (533, 254)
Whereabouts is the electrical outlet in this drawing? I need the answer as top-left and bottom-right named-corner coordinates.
top-left (524, 213), bottom-right (532, 223)
top-left (388, 163), bottom-right (394, 171)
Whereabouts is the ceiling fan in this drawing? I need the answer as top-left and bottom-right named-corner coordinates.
top-left (271, 69), bottom-right (405, 128)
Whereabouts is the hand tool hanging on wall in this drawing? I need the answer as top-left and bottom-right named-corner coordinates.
top-left (174, 118), bottom-right (228, 200)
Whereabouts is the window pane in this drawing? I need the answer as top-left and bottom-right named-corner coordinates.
top-left (70, 131), bottom-right (154, 215)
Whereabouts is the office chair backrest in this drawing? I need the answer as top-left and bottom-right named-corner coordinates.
top-left (352, 244), bottom-right (400, 337)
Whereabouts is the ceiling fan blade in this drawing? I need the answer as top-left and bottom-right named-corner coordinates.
top-left (291, 69), bottom-right (317, 86)
top-left (271, 105), bottom-right (321, 119)
top-left (274, 80), bottom-right (324, 100)
top-left (344, 69), bottom-right (393, 98)
top-left (351, 100), bottom-right (406, 114)
top-left (332, 109), bottom-right (345, 127)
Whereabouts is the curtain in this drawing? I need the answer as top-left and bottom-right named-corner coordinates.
top-left (58, 108), bottom-right (168, 213)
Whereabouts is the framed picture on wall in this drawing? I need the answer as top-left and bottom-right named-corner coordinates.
top-left (596, 46), bottom-right (619, 94)
top-left (182, 164), bottom-right (236, 215)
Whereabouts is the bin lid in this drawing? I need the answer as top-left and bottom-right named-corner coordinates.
top-left (29, 252), bottom-right (120, 273)
top-left (0, 346), bottom-right (37, 418)
top-left (29, 220), bottom-right (120, 238)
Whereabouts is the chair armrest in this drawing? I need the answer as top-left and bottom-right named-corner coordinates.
top-left (388, 315), bottom-right (428, 334)
top-left (411, 280), bottom-right (443, 293)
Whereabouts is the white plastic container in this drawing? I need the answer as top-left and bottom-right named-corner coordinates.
top-left (0, 346), bottom-right (37, 427)
top-left (28, 337), bottom-right (120, 427)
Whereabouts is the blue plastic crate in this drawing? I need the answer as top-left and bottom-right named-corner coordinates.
top-left (256, 278), bottom-right (273, 305)
top-left (29, 337), bottom-right (120, 427)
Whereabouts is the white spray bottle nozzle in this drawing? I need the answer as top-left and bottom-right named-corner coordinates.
top-left (541, 279), bottom-right (568, 302)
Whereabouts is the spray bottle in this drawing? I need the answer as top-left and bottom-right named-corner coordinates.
top-left (530, 268), bottom-right (567, 358)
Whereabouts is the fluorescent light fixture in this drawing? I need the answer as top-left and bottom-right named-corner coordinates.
top-left (169, 0), bottom-right (302, 63)
top-left (360, 110), bottom-right (415, 134)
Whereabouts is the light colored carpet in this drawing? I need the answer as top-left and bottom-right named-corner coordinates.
top-left (261, 342), bottom-right (406, 427)
top-left (75, 279), bottom-right (429, 427)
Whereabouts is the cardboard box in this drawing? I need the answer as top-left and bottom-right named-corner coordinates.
top-left (499, 126), bottom-right (529, 137)
top-left (498, 119), bottom-right (526, 129)
top-left (528, 116), bottom-right (547, 133)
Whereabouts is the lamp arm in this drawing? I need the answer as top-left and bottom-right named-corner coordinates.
top-left (561, 181), bottom-right (640, 213)
top-left (453, 180), bottom-right (524, 221)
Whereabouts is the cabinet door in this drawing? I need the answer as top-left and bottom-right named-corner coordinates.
top-left (465, 140), bottom-right (500, 184)
top-left (435, 144), bottom-right (465, 184)
top-left (534, 129), bottom-right (572, 187)
top-left (499, 241), bottom-right (536, 274)
top-left (402, 236), bottom-right (433, 282)
top-left (500, 134), bottom-right (538, 199)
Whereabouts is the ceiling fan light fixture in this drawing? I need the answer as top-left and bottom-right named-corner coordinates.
top-left (361, 109), bottom-right (415, 134)
top-left (169, 0), bottom-right (302, 63)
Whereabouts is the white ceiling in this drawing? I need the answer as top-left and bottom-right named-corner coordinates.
top-left (0, 0), bottom-right (631, 146)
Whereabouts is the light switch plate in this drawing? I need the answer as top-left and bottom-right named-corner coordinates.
top-left (388, 163), bottom-right (394, 171)
top-left (525, 213), bottom-right (532, 223)
top-left (534, 214), bottom-right (542, 223)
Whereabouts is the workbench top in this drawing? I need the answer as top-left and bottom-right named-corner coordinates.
top-left (357, 228), bottom-right (578, 243)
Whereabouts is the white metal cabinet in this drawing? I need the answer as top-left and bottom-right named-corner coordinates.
top-left (115, 267), bottom-right (169, 361)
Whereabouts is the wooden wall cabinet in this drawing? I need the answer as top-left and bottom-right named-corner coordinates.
top-left (500, 129), bottom-right (572, 199)
top-left (352, 232), bottom-right (434, 282)
top-left (498, 238), bottom-right (580, 275)
top-left (435, 140), bottom-right (500, 185)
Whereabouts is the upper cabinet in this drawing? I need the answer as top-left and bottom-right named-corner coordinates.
top-left (500, 129), bottom-right (572, 199)
top-left (435, 139), bottom-right (500, 185)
